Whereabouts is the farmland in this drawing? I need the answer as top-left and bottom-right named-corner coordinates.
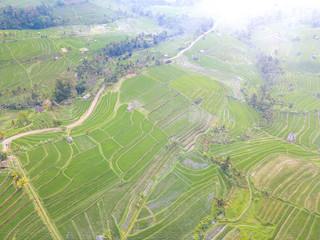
top-left (1, 1), bottom-right (320, 240)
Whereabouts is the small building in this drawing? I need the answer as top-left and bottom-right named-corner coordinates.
top-left (94, 40), bottom-right (98, 42)
top-left (200, 49), bottom-right (205, 53)
top-left (194, 98), bottom-right (202, 105)
top-left (82, 93), bottom-right (91, 100)
top-left (287, 133), bottom-right (295, 142)
top-left (96, 236), bottom-right (103, 240)
top-left (67, 137), bottom-right (73, 143)
top-left (43, 99), bottom-right (52, 107)
top-left (38, 32), bottom-right (41, 35)
top-left (312, 55), bottom-right (317, 60)
top-left (127, 105), bottom-right (133, 111)
top-left (293, 36), bottom-right (300, 41)
top-left (54, 56), bottom-right (59, 60)
top-left (85, 42), bottom-right (90, 46)
top-left (36, 107), bottom-right (44, 113)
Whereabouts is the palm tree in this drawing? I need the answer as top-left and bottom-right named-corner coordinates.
top-left (11, 170), bottom-right (20, 180)
top-left (220, 156), bottom-right (231, 171)
top-left (17, 177), bottom-right (29, 189)
top-left (214, 197), bottom-right (227, 216)
top-left (0, 130), bottom-right (6, 140)
top-left (214, 197), bottom-right (226, 208)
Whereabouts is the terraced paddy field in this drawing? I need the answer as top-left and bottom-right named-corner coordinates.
top-left (2, 13), bottom-right (320, 240)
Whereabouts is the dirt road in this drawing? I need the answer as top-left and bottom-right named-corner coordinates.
top-left (165, 20), bottom-right (220, 62)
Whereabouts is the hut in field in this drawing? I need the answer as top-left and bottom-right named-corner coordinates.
top-left (36, 107), bottom-right (44, 113)
top-left (293, 36), bottom-right (300, 41)
top-left (194, 98), bottom-right (202, 105)
top-left (82, 93), bottom-right (91, 100)
top-left (312, 55), bottom-right (317, 60)
top-left (287, 133), bottom-right (295, 142)
top-left (127, 105), bottom-right (133, 111)
top-left (67, 137), bottom-right (73, 143)
top-left (54, 56), bottom-right (59, 60)
top-left (43, 99), bottom-right (52, 107)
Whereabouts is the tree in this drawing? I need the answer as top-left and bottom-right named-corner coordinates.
top-left (11, 170), bottom-right (20, 180)
top-left (0, 151), bottom-right (7, 160)
top-left (75, 80), bottom-right (87, 95)
top-left (17, 177), bottom-right (29, 189)
top-left (17, 111), bottom-right (31, 126)
top-left (214, 197), bottom-right (226, 215)
top-left (261, 187), bottom-right (269, 196)
top-left (0, 130), bottom-right (6, 140)
top-left (102, 228), bottom-right (112, 240)
top-left (53, 79), bottom-right (72, 103)
top-left (220, 156), bottom-right (231, 171)
top-left (53, 119), bottom-right (62, 126)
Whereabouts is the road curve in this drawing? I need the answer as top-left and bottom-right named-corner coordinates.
top-left (2, 128), bottom-right (61, 152)
top-left (66, 85), bottom-right (106, 129)
top-left (165, 19), bottom-right (220, 62)
top-left (2, 84), bottom-right (106, 152)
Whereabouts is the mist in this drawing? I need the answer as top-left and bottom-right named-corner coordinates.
top-left (192, 0), bottom-right (320, 26)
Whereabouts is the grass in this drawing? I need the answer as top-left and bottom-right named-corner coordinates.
top-left (2, 16), bottom-right (320, 240)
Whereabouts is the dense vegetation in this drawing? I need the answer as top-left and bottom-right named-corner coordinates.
top-left (104, 31), bottom-right (168, 57)
top-left (1, 1), bottom-right (320, 239)
top-left (0, 4), bottom-right (63, 30)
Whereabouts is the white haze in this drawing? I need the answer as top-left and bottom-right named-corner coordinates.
top-left (193, 0), bottom-right (320, 24)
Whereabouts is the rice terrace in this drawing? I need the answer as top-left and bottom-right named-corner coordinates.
top-left (1, 0), bottom-right (320, 239)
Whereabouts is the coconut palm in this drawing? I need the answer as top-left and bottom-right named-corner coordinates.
top-left (0, 130), bottom-right (6, 140)
top-left (11, 170), bottom-right (20, 180)
top-left (17, 177), bottom-right (29, 189)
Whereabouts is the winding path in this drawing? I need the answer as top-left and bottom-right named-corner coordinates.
top-left (165, 19), bottom-right (220, 62)
top-left (1, 84), bottom-right (107, 240)
top-left (2, 85), bottom-right (106, 152)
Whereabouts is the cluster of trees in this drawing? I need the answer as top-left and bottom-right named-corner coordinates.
top-left (103, 32), bottom-right (168, 58)
top-left (256, 54), bottom-right (282, 85)
top-left (203, 153), bottom-right (245, 187)
top-left (193, 215), bottom-right (213, 240)
top-left (53, 78), bottom-right (87, 103)
top-left (11, 111), bottom-right (32, 127)
top-left (157, 15), bottom-right (213, 35)
top-left (0, 4), bottom-right (63, 30)
top-left (75, 58), bottom-right (103, 80)
top-left (246, 53), bottom-right (280, 124)
top-left (101, 228), bottom-right (112, 240)
top-left (0, 151), bottom-right (7, 161)
top-left (249, 86), bottom-right (275, 123)
top-left (10, 169), bottom-right (29, 189)
top-left (53, 79), bottom-right (73, 103)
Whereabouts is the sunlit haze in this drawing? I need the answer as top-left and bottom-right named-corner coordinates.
top-left (195, 0), bottom-right (320, 23)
